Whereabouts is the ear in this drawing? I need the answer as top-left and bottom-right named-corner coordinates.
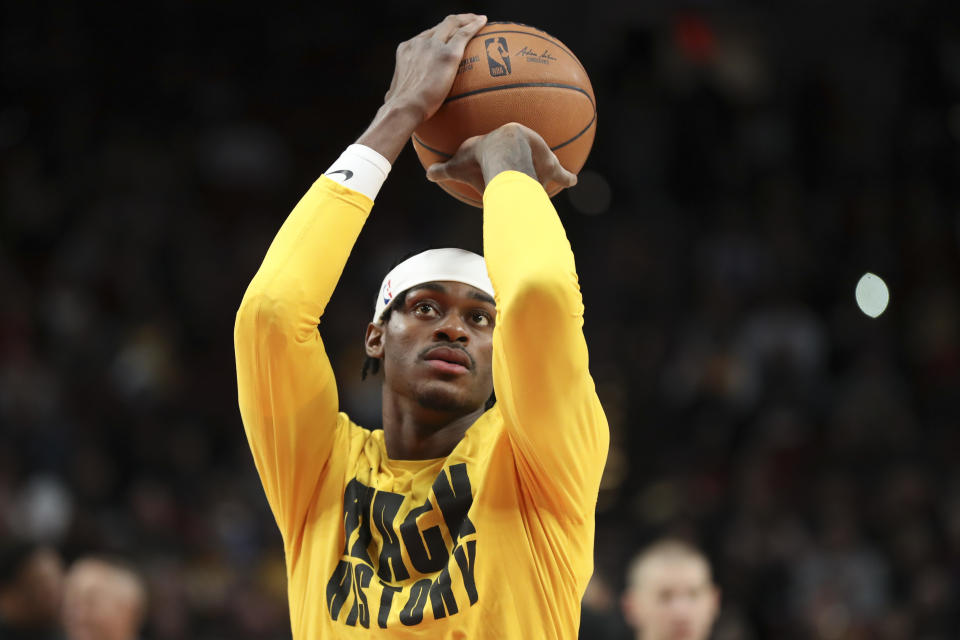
top-left (708, 585), bottom-right (721, 623)
top-left (621, 591), bottom-right (641, 630)
top-left (364, 322), bottom-right (385, 359)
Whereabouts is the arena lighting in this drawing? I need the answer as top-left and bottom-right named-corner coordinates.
top-left (855, 272), bottom-right (890, 318)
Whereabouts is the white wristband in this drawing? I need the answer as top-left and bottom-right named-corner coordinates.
top-left (323, 144), bottom-right (392, 201)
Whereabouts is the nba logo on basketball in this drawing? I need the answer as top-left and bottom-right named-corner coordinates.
top-left (484, 37), bottom-right (511, 77)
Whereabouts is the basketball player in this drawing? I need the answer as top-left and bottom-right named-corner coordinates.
top-left (621, 540), bottom-right (720, 640)
top-left (62, 557), bottom-right (147, 640)
top-left (234, 13), bottom-right (609, 639)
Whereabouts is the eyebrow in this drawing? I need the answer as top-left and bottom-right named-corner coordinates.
top-left (410, 282), bottom-right (496, 307)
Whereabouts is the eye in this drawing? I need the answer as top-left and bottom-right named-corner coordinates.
top-left (471, 310), bottom-right (492, 327)
top-left (413, 301), bottom-right (438, 317)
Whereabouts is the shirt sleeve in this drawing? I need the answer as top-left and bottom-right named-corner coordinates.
top-left (482, 171), bottom-right (610, 520)
top-left (234, 175), bottom-right (372, 545)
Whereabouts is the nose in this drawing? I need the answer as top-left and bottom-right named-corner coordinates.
top-left (434, 313), bottom-right (469, 343)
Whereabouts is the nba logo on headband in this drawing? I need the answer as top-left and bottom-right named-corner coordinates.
top-left (382, 279), bottom-right (393, 306)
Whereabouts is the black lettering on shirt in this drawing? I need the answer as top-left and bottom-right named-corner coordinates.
top-left (433, 463), bottom-right (476, 541)
top-left (347, 563), bottom-right (374, 628)
top-left (326, 466), bottom-right (480, 628)
top-left (341, 479), bottom-right (374, 564)
top-left (325, 560), bottom-right (352, 619)
top-left (372, 490), bottom-right (409, 582)
top-left (377, 581), bottom-right (402, 629)
top-left (398, 578), bottom-right (432, 626)
top-left (400, 498), bottom-right (448, 573)
top-left (454, 540), bottom-right (479, 605)
top-left (429, 564), bottom-right (459, 619)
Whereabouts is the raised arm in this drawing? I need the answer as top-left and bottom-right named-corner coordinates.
top-left (234, 14), bottom-right (488, 545)
top-left (428, 124), bottom-right (609, 518)
top-left (234, 173), bottom-right (373, 544)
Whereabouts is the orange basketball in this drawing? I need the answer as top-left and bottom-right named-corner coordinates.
top-left (413, 21), bottom-right (597, 207)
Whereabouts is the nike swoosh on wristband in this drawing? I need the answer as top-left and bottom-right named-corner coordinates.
top-left (328, 169), bottom-right (354, 180)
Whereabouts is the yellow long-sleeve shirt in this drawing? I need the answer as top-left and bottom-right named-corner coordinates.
top-left (234, 170), bottom-right (609, 639)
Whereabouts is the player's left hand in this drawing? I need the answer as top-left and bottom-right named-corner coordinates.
top-left (426, 122), bottom-right (578, 195)
top-left (385, 14), bottom-right (488, 122)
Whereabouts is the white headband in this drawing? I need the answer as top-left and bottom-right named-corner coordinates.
top-left (373, 248), bottom-right (495, 323)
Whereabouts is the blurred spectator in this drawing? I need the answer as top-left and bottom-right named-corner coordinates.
top-left (789, 510), bottom-right (891, 638)
top-left (621, 539), bottom-right (719, 640)
top-left (62, 557), bottom-right (146, 640)
top-left (580, 573), bottom-right (631, 640)
top-left (0, 543), bottom-right (64, 639)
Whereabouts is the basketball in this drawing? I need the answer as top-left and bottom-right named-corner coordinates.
top-left (412, 21), bottom-right (597, 207)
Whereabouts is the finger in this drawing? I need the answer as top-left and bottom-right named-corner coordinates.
top-left (426, 167), bottom-right (485, 195)
top-left (558, 165), bottom-right (578, 187)
top-left (547, 154), bottom-right (577, 187)
top-left (415, 19), bottom-right (444, 39)
top-left (432, 14), bottom-right (464, 42)
top-left (445, 14), bottom-right (487, 50)
top-left (534, 153), bottom-right (575, 189)
top-left (426, 162), bottom-right (451, 183)
top-left (435, 13), bottom-right (485, 43)
top-left (531, 133), bottom-right (573, 187)
top-left (416, 13), bottom-right (468, 40)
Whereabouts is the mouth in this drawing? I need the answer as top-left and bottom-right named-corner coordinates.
top-left (422, 346), bottom-right (473, 374)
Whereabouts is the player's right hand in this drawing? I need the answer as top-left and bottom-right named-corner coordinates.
top-left (426, 122), bottom-right (578, 194)
top-left (384, 14), bottom-right (487, 123)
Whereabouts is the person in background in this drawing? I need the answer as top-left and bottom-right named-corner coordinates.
top-left (621, 539), bottom-right (720, 640)
top-left (580, 573), bottom-right (632, 640)
top-left (0, 542), bottom-right (64, 640)
top-left (62, 557), bottom-right (146, 640)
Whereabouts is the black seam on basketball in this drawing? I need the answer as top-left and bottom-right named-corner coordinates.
top-left (550, 112), bottom-right (597, 152)
top-left (471, 29), bottom-right (588, 75)
top-left (445, 82), bottom-right (596, 111)
top-left (412, 135), bottom-right (453, 159)
top-left (414, 110), bottom-right (596, 157)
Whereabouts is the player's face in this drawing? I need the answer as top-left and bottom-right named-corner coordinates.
top-left (374, 281), bottom-right (495, 414)
top-left (624, 558), bottom-right (719, 640)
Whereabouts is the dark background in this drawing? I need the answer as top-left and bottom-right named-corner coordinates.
top-left (2, 1), bottom-right (960, 638)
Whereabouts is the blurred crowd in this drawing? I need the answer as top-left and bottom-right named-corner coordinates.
top-left (2, 1), bottom-right (959, 638)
